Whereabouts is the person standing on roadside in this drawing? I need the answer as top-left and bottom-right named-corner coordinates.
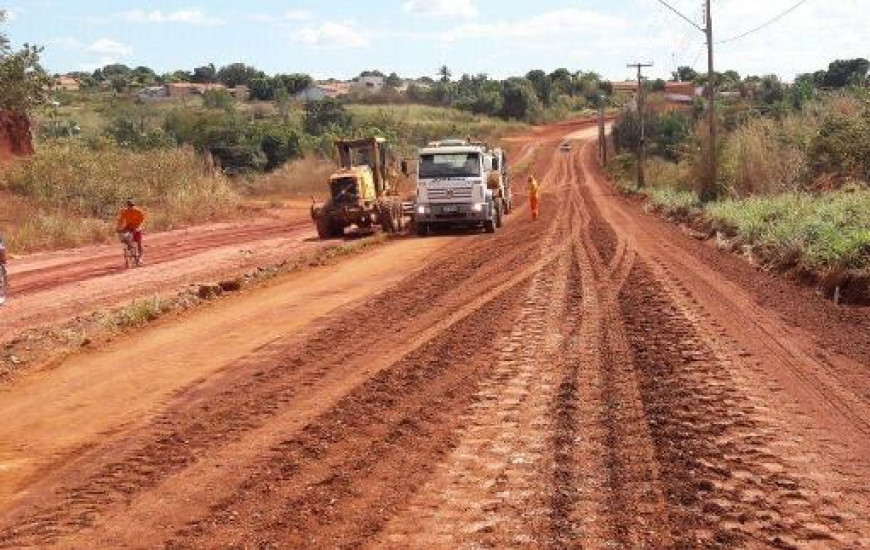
top-left (528, 175), bottom-right (540, 221)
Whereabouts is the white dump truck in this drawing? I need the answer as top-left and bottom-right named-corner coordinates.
top-left (407, 139), bottom-right (511, 236)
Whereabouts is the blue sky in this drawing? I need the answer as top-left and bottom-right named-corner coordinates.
top-left (2, 1), bottom-right (867, 82)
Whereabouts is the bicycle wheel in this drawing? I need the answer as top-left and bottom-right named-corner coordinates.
top-left (0, 265), bottom-right (8, 305)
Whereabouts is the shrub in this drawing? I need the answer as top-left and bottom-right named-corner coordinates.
top-left (2, 141), bottom-right (238, 226)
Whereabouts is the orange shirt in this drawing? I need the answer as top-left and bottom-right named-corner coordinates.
top-left (117, 207), bottom-right (146, 231)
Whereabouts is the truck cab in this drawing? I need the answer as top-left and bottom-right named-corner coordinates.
top-left (413, 140), bottom-right (501, 235)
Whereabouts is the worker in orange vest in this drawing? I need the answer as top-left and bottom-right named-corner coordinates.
top-left (528, 176), bottom-right (540, 221)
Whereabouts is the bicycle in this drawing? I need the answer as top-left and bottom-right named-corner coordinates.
top-left (0, 263), bottom-right (8, 306)
top-left (119, 231), bottom-right (142, 268)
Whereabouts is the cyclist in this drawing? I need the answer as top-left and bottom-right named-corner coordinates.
top-left (116, 200), bottom-right (146, 260)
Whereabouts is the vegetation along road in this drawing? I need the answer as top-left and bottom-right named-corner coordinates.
top-left (0, 123), bottom-right (868, 548)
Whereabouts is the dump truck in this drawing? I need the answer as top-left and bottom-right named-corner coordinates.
top-left (409, 139), bottom-right (509, 236)
top-left (311, 137), bottom-right (404, 238)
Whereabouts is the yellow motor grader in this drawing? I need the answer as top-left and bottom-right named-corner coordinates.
top-left (311, 137), bottom-right (405, 238)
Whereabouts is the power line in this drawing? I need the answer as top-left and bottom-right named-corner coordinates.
top-left (654, 0), bottom-right (704, 32)
top-left (716, 0), bottom-right (810, 44)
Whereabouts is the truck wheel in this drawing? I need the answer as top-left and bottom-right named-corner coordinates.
top-left (393, 203), bottom-right (404, 232)
top-left (416, 222), bottom-right (429, 237)
top-left (495, 204), bottom-right (503, 228)
top-left (315, 216), bottom-right (333, 239)
top-left (484, 219), bottom-right (496, 233)
top-left (381, 207), bottom-right (396, 233)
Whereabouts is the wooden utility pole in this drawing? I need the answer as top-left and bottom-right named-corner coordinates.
top-left (597, 94), bottom-right (607, 165)
top-left (703, 0), bottom-right (717, 201)
top-left (627, 62), bottom-right (653, 188)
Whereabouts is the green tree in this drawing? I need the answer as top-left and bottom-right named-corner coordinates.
top-left (525, 69), bottom-right (552, 107)
top-left (249, 77), bottom-right (275, 101)
top-left (217, 63), bottom-right (263, 87)
top-left (437, 65), bottom-right (452, 83)
top-left (274, 73), bottom-right (313, 95)
top-left (824, 58), bottom-right (870, 88)
top-left (202, 88), bottom-right (235, 111)
top-left (304, 98), bottom-right (352, 135)
top-left (500, 78), bottom-right (543, 122)
top-left (191, 63), bottom-right (217, 83)
top-left (672, 66), bottom-right (699, 83)
top-left (385, 72), bottom-right (402, 88)
top-left (0, 11), bottom-right (50, 112)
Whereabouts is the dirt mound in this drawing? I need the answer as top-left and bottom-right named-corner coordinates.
top-left (0, 110), bottom-right (34, 164)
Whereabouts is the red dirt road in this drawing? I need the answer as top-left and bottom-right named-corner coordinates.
top-left (0, 203), bottom-right (325, 340)
top-left (0, 126), bottom-right (869, 548)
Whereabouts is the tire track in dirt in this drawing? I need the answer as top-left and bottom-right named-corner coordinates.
top-left (619, 260), bottom-right (870, 548)
top-left (0, 181), bottom-right (556, 548)
top-left (371, 159), bottom-right (576, 548)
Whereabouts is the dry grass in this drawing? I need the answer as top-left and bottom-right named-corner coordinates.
top-left (1, 142), bottom-right (240, 252)
top-left (242, 155), bottom-right (336, 200)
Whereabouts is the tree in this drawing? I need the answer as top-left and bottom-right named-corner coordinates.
top-left (304, 98), bottom-right (352, 135)
top-left (249, 77), bottom-right (275, 101)
top-left (823, 58), bottom-right (870, 88)
top-left (130, 66), bottom-right (157, 87)
top-left (166, 70), bottom-right (191, 83)
top-left (202, 88), bottom-right (235, 111)
top-left (500, 78), bottom-right (543, 122)
top-left (650, 79), bottom-right (667, 92)
top-left (217, 63), bottom-right (264, 87)
top-left (525, 69), bottom-right (552, 107)
top-left (672, 66), bottom-right (698, 83)
top-left (274, 73), bottom-right (313, 95)
top-left (359, 69), bottom-right (385, 78)
top-left (385, 72), bottom-right (402, 88)
top-left (191, 63), bottom-right (217, 84)
top-left (437, 65), bottom-right (452, 83)
top-left (549, 68), bottom-right (574, 97)
top-left (0, 11), bottom-right (50, 112)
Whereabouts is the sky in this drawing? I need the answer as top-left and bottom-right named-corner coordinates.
top-left (2, 0), bottom-right (867, 82)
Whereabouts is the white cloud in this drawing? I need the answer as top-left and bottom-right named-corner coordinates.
top-left (48, 37), bottom-right (83, 49)
top-left (4, 8), bottom-right (19, 22)
top-left (85, 38), bottom-right (133, 64)
top-left (122, 9), bottom-right (225, 26)
top-left (293, 21), bottom-right (371, 49)
top-left (284, 9), bottom-right (312, 21)
top-left (440, 8), bottom-right (626, 43)
top-left (403, 0), bottom-right (478, 19)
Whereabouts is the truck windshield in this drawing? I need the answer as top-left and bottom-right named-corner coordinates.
top-left (419, 153), bottom-right (481, 178)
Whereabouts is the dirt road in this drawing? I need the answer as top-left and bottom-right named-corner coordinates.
top-left (1, 127), bottom-right (869, 548)
top-left (0, 203), bottom-right (325, 339)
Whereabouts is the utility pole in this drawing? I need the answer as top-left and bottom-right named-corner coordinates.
top-left (653, 0), bottom-right (718, 201)
top-left (627, 62), bottom-right (653, 188)
top-left (597, 93), bottom-right (607, 165)
top-left (703, 0), bottom-right (717, 202)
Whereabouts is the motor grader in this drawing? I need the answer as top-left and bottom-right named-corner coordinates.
top-left (311, 137), bottom-right (405, 239)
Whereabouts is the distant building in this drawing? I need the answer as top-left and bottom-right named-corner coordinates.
top-left (137, 86), bottom-right (168, 101)
top-left (54, 76), bottom-right (81, 92)
top-left (612, 81), bottom-right (697, 96)
top-left (295, 83), bottom-right (351, 102)
top-left (165, 82), bottom-right (228, 99)
top-left (351, 75), bottom-right (385, 93)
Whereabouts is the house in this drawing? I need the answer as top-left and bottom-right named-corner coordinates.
top-left (54, 76), bottom-right (81, 92)
top-left (351, 75), bottom-right (384, 93)
top-left (295, 86), bottom-right (329, 102)
top-left (165, 82), bottom-right (228, 99)
top-left (295, 83), bottom-right (351, 102)
top-left (612, 81), bottom-right (697, 96)
top-left (137, 86), bottom-right (168, 101)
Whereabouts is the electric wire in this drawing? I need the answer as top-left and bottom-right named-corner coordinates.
top-left (716, 0), bottom-right (810, 44)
